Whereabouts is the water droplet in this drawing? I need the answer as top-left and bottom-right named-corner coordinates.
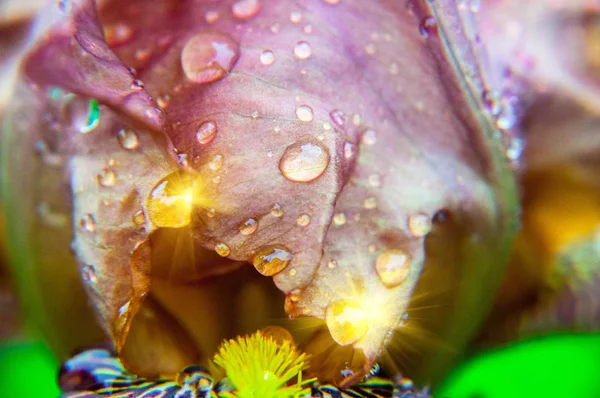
top-left (251, 110), bottom-right (260, 119)
top-left (304, 25), bottom-right (313, 34)
top-left (260, 50), bottom-right (275, 65)
top-left (271, 203), bottom-right (284, 217)
top-left (375, 249), bottom-right (411, 287)
top-left (328, 259), bottom-right (338, 269)
top-left (364, 43), bottom-right (376, 55)
top-left (294, 41), bottom-right (312, 60)
top-left (469, 0), bottom-right (480, 12)
top-left (326, 299), bottom-right (369, 346)
top-left (333, 213), bottom-right (347, 226)
top-left (80, 214), bottom-right (96, 232)
top-left (215, 242), bottom-right (231, 257)
top-left (146, 171), bottom-right (195, 228)
top-left (181, 32), bottom-right (240, 84)
top-left (289, 268), bottom-right (297, 276)
top-left (132, 210), bottom-right (146, 227)
top-left (208, 154), bottom-right (224, 171)
top-left (361, 128), bottom-right (377, 145)
top-left (496, 106), bottom-right (516, 130)
top-left (323, 121), bottom-right (332, 131)
top-left (207, 208), bottom-right (216, 218)
top-left (363, 197), bottom-right (377, 209)
top-left (252, 245), bottom-right (293, 276)
top-left (351, 114), bottom-right (362, 126)
top-left (232, 0), bottom-right (261, 20)
top-left (295, 105), bottom-right (314, 122)
top-left (483, 90), bottom-right (502, 116)
top-left (104, 23), bottom-right (134, 47)
top-left (273, 125), bottom-right (281, 133)
top-left (212, 175), bottom-right (222, 184)
top-left (368, 174), bottom-right (381, 187)
top-left (62, 96), bottom-right (100, 134)
top-left (330, 109), bottom-right (346, 126)
top-left (157, 94), bottom-right (171, 109)
top-left (81, 264), bottom-right (97, 284)
top-left (131, 79), bottom-right (144, 90)
top-left (296, 214), bottom-right (311, 226)
top-left (117, 128), bottom-right (139, 150)
top-left (343, 141), bottom-right (355, 159)
top-left (408, 213), bottom-right (432, 237)
top-left (279, 138), bottom-right (330, 182)
top-left (289, 289), bottom-right (301, 301)
top-left (239, 218), bottom-right (258, 235)
top-left (419, 16), bottom-right (437, 38)
top-left (205, 10), bottom-right (219, 24)
top-left (196, 121), bottom-right (217, 145)
top-left (290, 11), bottom-right (302, 23)
top-left (270, 23), bottom-right (280, 33)
top-left (506, 137), bottom-right (525, 161)
top-left (97, 168), bottom-right (116, 187)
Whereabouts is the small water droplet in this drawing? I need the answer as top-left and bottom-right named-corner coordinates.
top-left (333, 213), bottom-right (347, 226)
top-left (97, 168), bottom-right (116, 187)
top-left (273, 125), bottom-right (281, 133)
top-left (260, 50), bottom-right (275, 66)
top-left (506, 137), bottom-right (525, 161)
top-left (104, 23), bottom-right (134, 47)
top-left (328, 259), bottom-right (338, 269)
top-left (205, 10), bottom-right (219, 23)
top-left (419, 16), bottom-right (437, 38)
top-left (289, 289), bottom-right (301, 301)
top-left (146, 171), bottom-right (195, 228)
top-left (368, 174), bottom-right (381, 187)
top-left (208, 154), bottom-right (224, 171)
top-left (361, 129), bottom-right (376, 145)
top-left (296, 214), bottom-right (311, 226)
top-left (323, 121), bottom-right (332, 131)
top-left (469, 0), bottom-right (480, 12)
top-left (295, 105), bottom-right (314, 122)
top-left (363, 197), bottom-right (377, 209)
top-left (252, 244), bottom-right (293, 276)
top-left (294, 41), bottom-right (312, 60)
top-left (181, 32), bottom-right (240, 84)
top-left (232, 0), bottom-right (261, 20)
top-left (279, 138), bottom-right (330, 182)
top-left (267, 151), bottom-right (274, 158)
top-left (483, 90), bottom-right (502, 116)
top-left (157, 94), bottom-right (171, 109)
top-left (408, 213), bottom-right (432, 237)
top-left (131, 79), bottom-right (144, 90)
top-left (132, 210), bottom-right (146, 227)
top-left (207, 208), bottom-right (216, 218)
top-left (62, 96), bottom-right (100, 134)
top-left (351, 114), bottom-right (362, 126)
top-left (289, 268), bottom-right (297, 276)
top-left (215, 242), bottom-right (231, 257)
top-left (375, 249), bottom-right (411, 287)
top-left (330, 109), bottom-right (346, 126)
top-left (326, 299), bottom-right (368, 346)
top-left (81, 264), bottom-right (98, 284)
top-left (496, 106), bottom-right (516, 130)
top-left (135, 48), bottom-right (152, 62)
top-left (196, 121), bottom-right (217, 145)
top-left (290, 11), bottom-right (302, 23)
top-left (117, 128), bottom-right (139, 150)
top-left (271, 203), bottom-right (284, 217)
top-left (343, 141), bottom-right (355, 159)
top-left (251, 110), bottom-right (260, 119)
top-left (364, 43), bottom-right (376, 55)
top-left (270, 23), bottom-right (280, 33)
top-left (80, 214), bottom-right (96, 232)
top-left (304, 25), bottom-right (313, 34)
top-left (212, 175), bottom-right (222, 184)
top-left (239, 218), bottom-right (258, 235)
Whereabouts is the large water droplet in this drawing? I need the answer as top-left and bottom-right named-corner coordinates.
top-left (181, 32), bottom-right (240, 84)
top-left (117, 128), bottom-right (139, 150)
top-left (295, 105), bottom-right (314, 122)
top-left (97, 168), bottom-right (116, 187)
top-left (296, 214), bottom-right (311, 226)
top-left (294, 41), bottom-right (312, 60)
top-left (326, 299), bottom-right (369, 346)
top-left (260, 50), bottom-right (275, 66)
top-left (196, 121), bottom-right (217, 145)
top-left (279, 138), bottom-right (330, 182)
top-left (208, 154), bottom-right (224, 171)
top-left (232, 0), bottom-right (261, 20)
top-left (79, 213), bottom-right (96, 232)
top-left (62, 96), bottom-right (100, 134)
top-left (146, 171), bottom-right (195, 228)
top-left (215, 242), bottom-right (231, 257)
top-left (408, 213), bottom-right (432, 237)
top-left (271, 203), bottom-right (284, 217)
top-left (252, 245), bottom-right (293, 276)
top-left (239, 218), bottom-right (258, 235)
top-left (375, 249), bottom-right (411, 287)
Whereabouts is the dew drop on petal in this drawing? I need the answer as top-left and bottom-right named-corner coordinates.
top-left (62, 96), bottom-right (100, 134)
top-left (343, 141), bottom-right (355, 159)
top-left (326, 299), bottom-right (369, 346)
top-left (260, 50), bottom-right (275, 66)
top-left (361, 129), bottom-right (377, 145)
top-left (215, 242), bottom-right (231, 257)
top-left (289, 268), bottom-right (297, 276)
top-left (80, 213), bottom-right (96, 232)
top-left (196, 121), bottom-right (217, 145)
top-left (328, 259), bottom-right (338, 269)
top-left (363, 197), bottom-right (377, 209)
top-left (408, 213), bottom-right (432, 237)
top-left (294, 41), bottom-right (312, 60)
top-left (181, 32), bottom-right (240, 84)
top-left (207, 208), bottom-right (216, 218)
top-left (132, 210), bottom-right (146, 227)
top-left (323, 121), bottom-right (332, 131)
top-left (279, 138), bottom-right (330, 182)
top-left (296, 214), bottom-right (311, 226)
top-left (239, 218), bottom-right (258, 235)
top-left (208, 154), bottom-right (224, 171)
top-left (289, 289), bottom-right (301, 301)
top-left (330, 109), bottom-right (346, 127)
top-left (271, 203), bottom-right (284, 217)
top-left (368, 174), bottom-right (381, 187)
top-left (104, 23), bottom-right (134, 47)
top-left (212, 175), bottom-right (221, 184)
top-left (419, 16), bottom-right (437, 38)
top-left (232, 0), bottom-right (261, 20)
top-left (146, 171), bottom-right (195, 228)
top-left (205, 10), bottom-right (219, 24)
top-left (375, 249), bottom-right (411, 287)
top-left (117, 128), bottom-right (139, 150)
top-left (252, 244), bottom-right (293, 276)
top-left (81, 264), bottom-right (98, 284)
top-left (97, 168), bottom-right (116, 187)
top-left (295, 105), bottom-right (314, 122)
top-left (290, 11), bottom-right (302, 24)
top-left (333, 212), bottom-right (347, 226)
